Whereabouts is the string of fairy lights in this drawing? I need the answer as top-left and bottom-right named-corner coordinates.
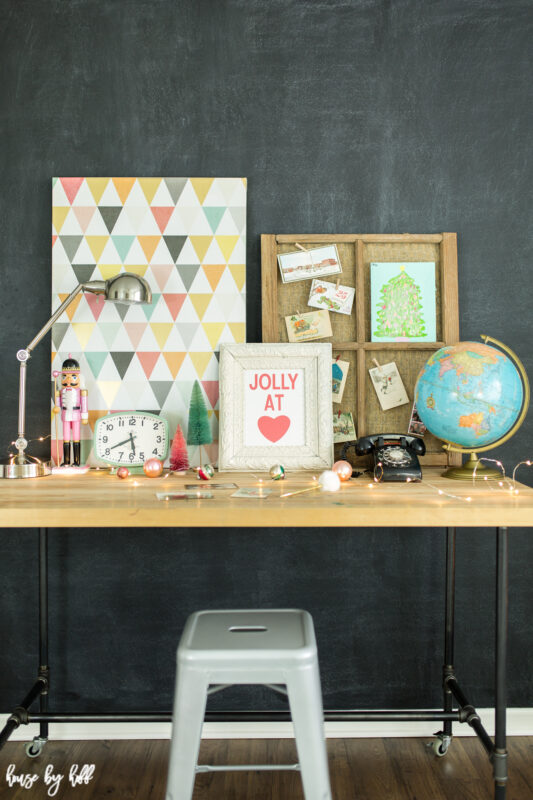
top-left (4, 430), bottom-right (532, 502)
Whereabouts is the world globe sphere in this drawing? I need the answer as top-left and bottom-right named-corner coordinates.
top-left (414, 341), bottom-right (524, 449)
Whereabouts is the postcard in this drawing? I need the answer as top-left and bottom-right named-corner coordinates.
top-left (184, 483), bottom-right (238, 490)
top-left (369, 361), bottom-right (410, 411)
top-left (285, 310), bottom-right (332, 342)
top-left (333, 411), bottom-right (357, 443)
top-left (277, 244), bottom-right (342, 284)
top-left (370, 262), bottom-right (437, 342)
top-left (332, 359), bottom-right (350, 403)
top-left (408, 402), bottom-right (427, 437)
top-left (156, 492), bottom-right (214, 500)
top-left (308, 279), bottom-right (355, 315)
top-left (231, 488), bottom-right (272, 498)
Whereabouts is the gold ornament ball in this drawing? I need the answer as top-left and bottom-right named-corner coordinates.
top-left (143, 457), bottom-right (164, 478)
top-left (117, 466), bottom-right (130, 480)
top-left (269, 464), bottom-right (285, 480)
top-left (332, 460), bottom-right (352, 482)
top-left (197, 463), bottom-right (215, 480)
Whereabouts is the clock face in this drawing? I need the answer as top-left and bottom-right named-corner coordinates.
top-left (93, 412), bottom-right (169, 467)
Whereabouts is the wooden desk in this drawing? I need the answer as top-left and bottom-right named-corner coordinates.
top-left (1, 468), bottom-right (531, 799)
top-left (0, 467), bottom-right (531, 528)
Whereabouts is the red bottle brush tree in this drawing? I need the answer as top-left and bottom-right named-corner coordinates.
top-left (169, 423), bottom-right (189, 472)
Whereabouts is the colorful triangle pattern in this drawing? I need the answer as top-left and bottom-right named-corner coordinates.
top-left (52, 178), bottom-right (246, 465)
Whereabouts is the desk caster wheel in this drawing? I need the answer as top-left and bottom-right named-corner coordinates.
top-left (25, 736), bottom-right (47, 758)
top-left (431, 732), bottom-right (452, 757)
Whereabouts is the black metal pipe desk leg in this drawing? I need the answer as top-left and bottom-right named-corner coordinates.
top-left (443, 527), bottom-right (456, 740)
top-left (37, 528), bottom-right (49, 745)
top-left (494, 526), bottom-right (508, 799)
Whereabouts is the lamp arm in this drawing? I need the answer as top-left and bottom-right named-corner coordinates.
top-left (15, 281), bottom-right (106, 456)
top-left (24, 282), bottom-right (105, 354)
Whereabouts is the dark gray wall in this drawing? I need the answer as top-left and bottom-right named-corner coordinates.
top-left (1, 0), bottom-right (532, 715)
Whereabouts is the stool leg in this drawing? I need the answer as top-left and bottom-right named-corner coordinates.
top-left (166, 666), bottom-right (208, 800)
top-left (287, 666), bottom-right (332, 800)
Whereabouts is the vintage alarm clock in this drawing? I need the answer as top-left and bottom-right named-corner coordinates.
top-left (93, 412), bottom-right (169, 468)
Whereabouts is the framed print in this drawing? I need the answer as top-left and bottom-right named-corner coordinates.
top-left (285, 309), bottom-right (332, 342)
top-left (218, 342), bottom-right (333, 471)
top-left (277, 244), bottom-right (342, 284)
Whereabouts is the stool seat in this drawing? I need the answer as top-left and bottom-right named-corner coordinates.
top-left (179, 609), bottom-right (316, 665)
top-left (166, 609), bottom-right (332, 800)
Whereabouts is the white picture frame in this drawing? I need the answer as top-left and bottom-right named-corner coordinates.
top-left (218, 342), bottom-right (333, 471)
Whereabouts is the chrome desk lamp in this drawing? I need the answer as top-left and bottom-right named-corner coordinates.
top-left (0, 273), bottom-right (152, 479)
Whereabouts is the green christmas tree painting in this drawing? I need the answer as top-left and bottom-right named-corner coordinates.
top-left (373, 265), bottom-right (426, 339)
top-left (187, 380), bottom-right (213, 465)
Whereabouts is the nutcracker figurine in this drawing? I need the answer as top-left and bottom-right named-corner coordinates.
top-left (53, 355), bottom-right (88, 467)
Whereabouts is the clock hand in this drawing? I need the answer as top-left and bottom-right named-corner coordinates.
top-left (110, 435), bottom-right (138, 450)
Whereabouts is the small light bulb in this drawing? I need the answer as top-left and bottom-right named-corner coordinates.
top-left (438, 489), bottom-right (443, 495)
top-left (466, 497), bottom-right (472, 502)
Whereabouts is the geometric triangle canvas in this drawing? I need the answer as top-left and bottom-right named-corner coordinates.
top-left (52, 177), bottom-right (246, 465)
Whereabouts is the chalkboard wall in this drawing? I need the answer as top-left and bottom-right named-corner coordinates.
top-left (1, 0), bottom-right (532, 717)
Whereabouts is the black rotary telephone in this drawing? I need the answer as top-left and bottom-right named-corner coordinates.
top-left (342, 434), bottom-right (425, 482)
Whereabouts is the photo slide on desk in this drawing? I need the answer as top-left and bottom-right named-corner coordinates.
top-left (51, 177), bottom-right (247, 467)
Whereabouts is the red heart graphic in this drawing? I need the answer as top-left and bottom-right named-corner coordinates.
top-left (257, 415), bottom-right (291, 443)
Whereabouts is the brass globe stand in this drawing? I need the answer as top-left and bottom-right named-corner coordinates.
top-left (442, 336), bottom-right (530, 480)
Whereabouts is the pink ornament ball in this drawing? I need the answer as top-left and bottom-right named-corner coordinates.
top-left (332, 460), bottom-right (352, 482)
top-left (143, 457), bottom-right (164, 478)
top-left (117, 467), bottom-right (130, 480)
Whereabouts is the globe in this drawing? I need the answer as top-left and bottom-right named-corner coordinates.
top-left (414, 338), bottom-right (529, 478)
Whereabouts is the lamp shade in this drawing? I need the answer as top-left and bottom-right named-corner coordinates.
top-left (105, 273), bottom-right (152, 305)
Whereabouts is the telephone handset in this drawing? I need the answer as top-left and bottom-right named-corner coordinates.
top-left (344, 434), bottom-right (425, 482)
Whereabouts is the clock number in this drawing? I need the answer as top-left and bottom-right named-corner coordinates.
top-left (152, 448), bottom-right (159, 455)
top-left (105, 448), bottom-right (110, 456)
top-left (129, 453), bottom-right (134, 462)
top-left (156, 435), bottom-right (162, 443)
top-left (139, 452), bottom-right (145, 461)
top-left (106, 424), bottom-right (114, 431)
top-left (119, 451), bottom-right (124, 460)
top-left (102, 435), bottom-right (108, 443)
top-left (118, 419), bottom-right (125, 427)
top-left (129, 418), bottom-right (136, 426)
top-left (153, 422), bottom-right (159, 430)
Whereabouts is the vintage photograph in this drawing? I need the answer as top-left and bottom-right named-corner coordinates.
top-left (308, 279), bottom-right (355, 315)
top-left (285, 310), bottom-right (332, 342)
top-left (333, 410), bottom-right (357, 443)
top-left (332, 358), bottom-right (350, 403)
top-left (277, 244), bottom-right (342, 283)
top-left (369, 361), bottom-right (410, 411)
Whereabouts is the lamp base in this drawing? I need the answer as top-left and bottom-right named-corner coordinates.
top-left (442, 452), bottom-right (501, 481)
top-left (0, 455), bottom-right (53, 479)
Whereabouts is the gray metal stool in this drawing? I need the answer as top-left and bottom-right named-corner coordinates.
top-left (166, 609), bottom-right (332, 800)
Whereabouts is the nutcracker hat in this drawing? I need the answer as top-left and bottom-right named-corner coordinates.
top-left (61, 354), bottom-right (80, 373)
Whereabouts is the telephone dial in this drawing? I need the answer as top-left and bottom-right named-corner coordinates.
top-left (342, 434), bottom-right (425, 482)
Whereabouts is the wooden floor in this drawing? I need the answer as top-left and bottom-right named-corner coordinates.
top-left (1, 737), bottom-right (532, 799)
